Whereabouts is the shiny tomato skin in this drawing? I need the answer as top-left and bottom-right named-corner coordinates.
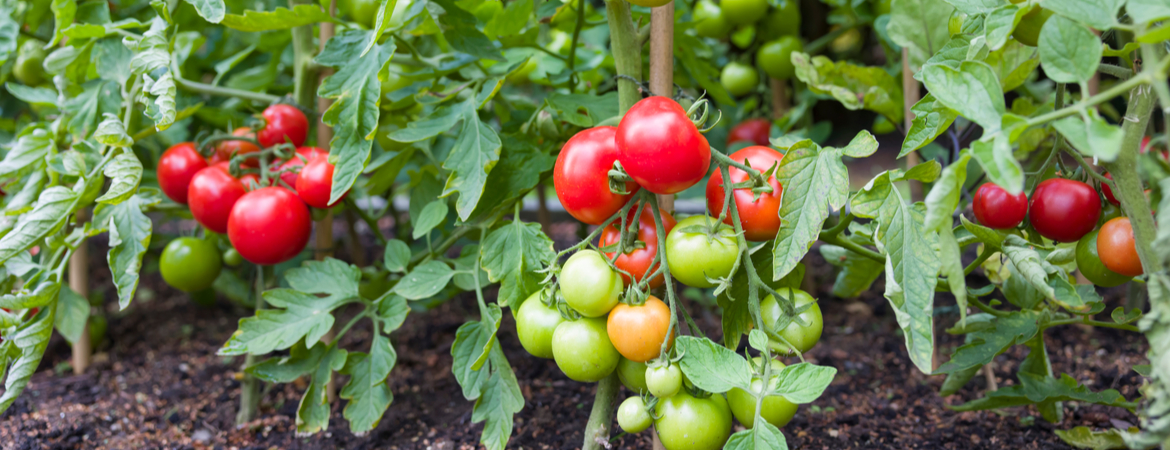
top-left (654, 391), bottom-right (733, 450)
top-left (160, 237), bottom-right (223, 292)
top-left (646, 363), bottom-right (683, 398)
top-left (1028, 178), bottom-right (1101, 243)
top-left (705, 146), bottom-right (784, 241)
top-left (257, 104), bottom-right (309, 148)
top-left (607, 296), bottom-right (673, 363)
top-left (216, 127), bottom-right (261, 163)
top-left (1098, 217), bottom-right (1143, 277)
top-left (972, 183), bottom-right (1028, 229)
top-left (727, 119), bottom-right (771, 146)
top-left (188, 163), bottom-right (249, 233)
top-left (599, 207), bottom-right (677, 288)
top-left (276, 147), bottom-right (327, 187)
top-left (665, 215), bottom-right (739, 288)
top-left (296, 155), bottom-right (345, 208)
top-left (615, 97), bottom-right (712, 195)
top-left (761, 289), bottom-right (822, 355)
top-left (551, 317), bottom-right (621, 382)
top-left (1101, 173), bottom-right (1120, 206)
top-left (158, 142), bottom-right (208, 204)
top-left (554, 126), bottom-right (639, 225)
top-left (516, 290), bottom-right (565, 359)
top-left (1076, 229), bottom-right (1131, 287)
top-left (560, 249), bottom-right (624, 317)
top-left (227, 187), bottom-right (312, 265)
top-left (617, 397), bottom-right (653, 433)
top-left (617, 357), bottom-right (649, 393)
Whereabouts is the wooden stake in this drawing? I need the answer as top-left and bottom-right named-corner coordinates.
top-left (316, 6), bottom-right (338, 402)
top-left (901, 48), bottom-right (922, 200)
top-left (649, 6), bottom-right (673, 450)
top-left (69, 212), bottom-right (90, 375)
top-left (770, 78), bottom-right (789, 119)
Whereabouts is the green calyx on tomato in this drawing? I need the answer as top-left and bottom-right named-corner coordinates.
top-left (617, 396), bottom-right (653, 433)
top-left (756, 36), bottom-right (802, 80)
top-left (654, 390), bottom-right (733, 450)
top-left (761, 289), bottom-right (823, 355)
top-left (726, 357), bottom-right (798, 429)
top-left (160, 237), bottom-right (223, 292)
top-left (1076, 229), bottom-right (1131, 287)
top-left (665, 215), bottom-right (740, 288)
top-left (559, 249), bottom-right (623, 317)
top-left (551, 317), bottom-right (621, 382)
top-left (720, 62), bottom-right (759, 97)
top-left (646, 363), bottom-right (683, 398)
top-left (516, 290), bottom-right (565, 359)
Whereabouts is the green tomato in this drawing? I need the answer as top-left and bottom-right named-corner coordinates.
top-left (160, 237), bottom-right (223, 293)
top-left (1013, 6), bottom-right (1053, 47)
top-left (720, 0), bottom-right (769, 26)
top-left (1099, 202), bottom-right (1123, 225)
top-left (726, 357), bottom-right (798, 428)
top-left (693, 1), bottom-right (733, 39)
top-left (516, 291), bottom-right (565, 359)
top-left (720, 62), bottom-right (759, 97)
top-left (761, 289), bottom-right (823, 355)
top-left (618, 357), bottom-right (649, 393)
top-left (756, 36), bottom-right (802, 80)
top-left (338, 0), bottom-right (380, 28)
top-left (759, 0), bottom-right (800, 41)
top-left (654, 391), bottom-right (733, 450)
top-left (1076, 229), bottom-right (1131, 288)
top-left (646, 363), bottom-right (683, 398)
top-left (559, 250), bottom-right (623, 317)
top-left (552, 317), bottom-right (620, 382)
top-left (222, 248), bottom-right (243, 267)
top-left (13, 39), bottom-right (46, 86)
top-left (665, 215), bottom-right (740, 288)
top-left (617, 397), bottom-right (653, 433)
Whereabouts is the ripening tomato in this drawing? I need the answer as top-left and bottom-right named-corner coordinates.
top-left (296, 155), bottom-right (345, 208)
top-left (618, 357), bottom-right (649, 393)
top-left (227, 187), bottom-right (312, 265)
top-left (552, 317), bottom-right (621, 382)
top-left (654, 391), bottom-right (733, 450)
top-left (972, 183), bottom-right (1028, 229)
top-left (607, 296), bottom-right (673, 363)
top-left (216, 127), bottom-right (261, 163)
top-left (618, 397), bottom-right (653, 433)
top-left (599, 207), bottom-right (677, 288)
top-left (646, 363), bottom-right (683, 398)
top-left (1029, 178), bottom-right (1101, 243)
top-left (705, 146), bottom-right (784, 241)
top-left (665, 215), bottom-right (740, 288)
top-left (160, 237), bottom-right (223, 292)
top-left (615, 97), bottom-right (712, 195)
top-left (560, 249), bottom-right (624, 317)
top-left (1101, 173), bottom-right (1121, 206)
top-left (276, 147), bottom-right (327, 187)
top-left (727, 119), bottom-right (771, 147)
top-left (554, 127), bottom-right (639, 225)
top-left (188, 163), bottom-right (250, 233)
top-left (158, 142), bottom-right (208, 204)
top-left (761, 289), bottom-right (823, 355)
top-left (1076, 229), bottom-right (1130, 287)
top-left (726, 357), bottom-right (797, 429)
top-left (516, 291), bottom-right (565, 359)
top-left (1098, 217), bottom-right (1143, 277)
top-left (257, 104), bottom-right (309, 148)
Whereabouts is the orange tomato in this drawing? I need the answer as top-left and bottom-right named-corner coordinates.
top-left (1097, 217), bottom-right (1143, 277)
top-left (215, 127), bottom-right (261, 164)
top-left (607, 296), bottom-right (673, 363)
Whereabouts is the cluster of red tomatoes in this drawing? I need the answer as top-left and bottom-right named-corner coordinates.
top-left (156, 105), bottom-right (346, 292)
top-left (972, 172), bottom-right (1145, 287)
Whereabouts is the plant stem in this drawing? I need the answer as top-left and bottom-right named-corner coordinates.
top-left (236, 266), bottom-right (267, 426)
top-left (1024, 72), bottom-right (1155, 128)
top-left (1042, 318), bottom-right (1139, 332)
top-left (970, 297), bottom-right (1008, 318)
top-left (290, 0), bottom-right (322, 111)
top-left (174, 74), bottom-right (281, 104)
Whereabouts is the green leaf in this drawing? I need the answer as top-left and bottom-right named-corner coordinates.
top-left (0, 305), bottom-right (55, 414)
top-left (283, 258), bottom-right (362, 301)
top-left (935, 311), bottom-right (1040, 374)
top-left (0, 187), bottom-right (78, 265)
top-left (5, 84), bottom-right (57, 107)
top-left (471, 347), bottom-right (524, 450)
top-left (394, 261), bottom-right (455, 300)
top-left (93, 193), bottom-right (156, 309)
top-left (386, 104), bottom-right (462, 143)
top-left (1127, 0), bottom-right (1170, 24)
top-left (340, 333), bottom-right (397, 433)
top-left (952, 372), bottom-right (1135, 412)
top-left (970, 134), bottom-right (1024, 194)
top-left (49, 0), bottom-right (78, 48)
top-left (93, 114), bottom-right (134, 148)
top-left (887, 0), bottom-right (956, 69)
top-left (248, 341), bottom-right (331, 383)
top-left (1055, 427), bottom-right (1129, 450)
top-left (0, 281), bottom-right (61, 311)
top-left (982, 4), bottom-right (1027, 51)
top-left (675, 336), bottom-right (752, 393)
top-left (484, 0), bottom-right (532, 37)
top-left (54, 286), bottom-right (88, 345)
top-left (1002, 235), bottom-right (1056, 299)
top-left (543, 93), bottom-right (621, 128)
top-left (315, 29), bottom-right (395, 205)
top-left (900, 94), bottom-right (959, 158)
top-left (431, 0), bottom-right (505, 61)
top-left (791, 53), bottom-right (903, 123)
top-left (465, 133), bottom-right (555, 222)
top-left (383, 239), bottom-right (411, 272)
top-left (0, 14), bottom-right (17, 66)
top-left (442, 99), bottom-right (503, 219)
top-left (62, 18), bottom-right (147, 39)
top-left (375, 293), bottom-right (409, 333)
top-left (221, 4), bottom-right (335, 32)
top-left (675, 32), bottom-right (736, 106)
top-left (724, 422), bottom-right (789, 450)
top-left (480, 220), bottom-right (555, 308)
top-left (219, 289), bottom-right (353, 355)
top-left (412, 200), bottom-right (449, 239)
top-left (296, 346), bottom-right (347, 435)
top-left (211, 44), bottom-right (255, 86)
top-left (851, 171), bottom-right (940, 374)
top-left (184, 0), bottom-right (225, 23)
top-left (772, 363), bottom-right (837, 403)
top-left (771, 140), bottom-right (852, 280)
top-left (451, 309), bottom-right (504, 399)
top-left (1053, 109), bottom-right (1123, 162)
top-left (1040, 0), bottom-right (1121, 30)
top-left (941, 0), bottom-right (1004, 15)
top-left (123, 18), bottom-right (176, 130)
top-left (984, 40), bottom-right (1040, 92)
top-left (920, 61), bottom-right (1005, 133)
top-left (63, 80), bottom-right (120, 141)
top-left (0, 129), bottom-right (54, 179)
top-left (96, 153), bottom-right (143, 205)
top-left (1038, 15), bottom-right (1102, 83)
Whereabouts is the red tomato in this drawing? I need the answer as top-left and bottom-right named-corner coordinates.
top-left (1140, 136), bottom-right (1169, 160)
top-left (1028, 178), bottom-right (1101, 243)
top-left (1101, 173), bottom-right (1120, 206)
top-left (257, 104), bottom-right (309, 148)
top-left (276, 147), bottom-right (327, 187)
top-left (188, 163), bottom-right (250, 233)
top-left (296, 155), bottom-right (345, 208)
top-left (157, 142), bottom-right (207, 204)
top-left (227, 187), bottom-right (312, 265)
top-left (554, 126), bottom-right (639, 225)
top-left (1097, 217), bottom-right (1143, 276)
top-left (216, 127), bottom-right (261, 164)
top-left (615, 97), bottom-right (712, 195)
top-left (727, 119), bottom-right (771, 146)
top-left (705, 146), bottom-right (784, 241)
top-left (598, 207), bottom-right (676, 288)
top-left (972, 183), bottom-right (1028, 229)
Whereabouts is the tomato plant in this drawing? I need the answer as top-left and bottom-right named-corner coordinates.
top-left (257, 104), bottom-right (309, 148)
top-left (615, 97), bottom-right (712, 195)
top-left (726, 358), bottom-right (797, 428)
top-left (157, 142), bottom-right (209, 205)
top-left (706, 146), bottom-right (784, 241)
top-left (160, 237), bottom-right (223, 293)
top-left (1076, 230), bottom-right (1131, 288)
top-left (552, 317), bottom-right (621, 382)
top-left (188, 164), bottom-right (253, 234)
top-left (1098, 217), bottom-right (1143, 277)
top-left (1029, 178), bottom-right (1102, 243)
top-left (599, 206), bottom-right (676, 288)
top-left (665, 215), bottom-right (740, 288)
top-left (296, 155), bottom-right (345, 209)
top-left (554, 126), bottom-right (638, 225)
top-left (607, 296), bottom-right (673, 362)
top-left (761, 289), bottom-right (823, 355)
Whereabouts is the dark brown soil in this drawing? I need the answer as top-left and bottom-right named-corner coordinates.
top-left (0, 233), bottom-right (1149, 450)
